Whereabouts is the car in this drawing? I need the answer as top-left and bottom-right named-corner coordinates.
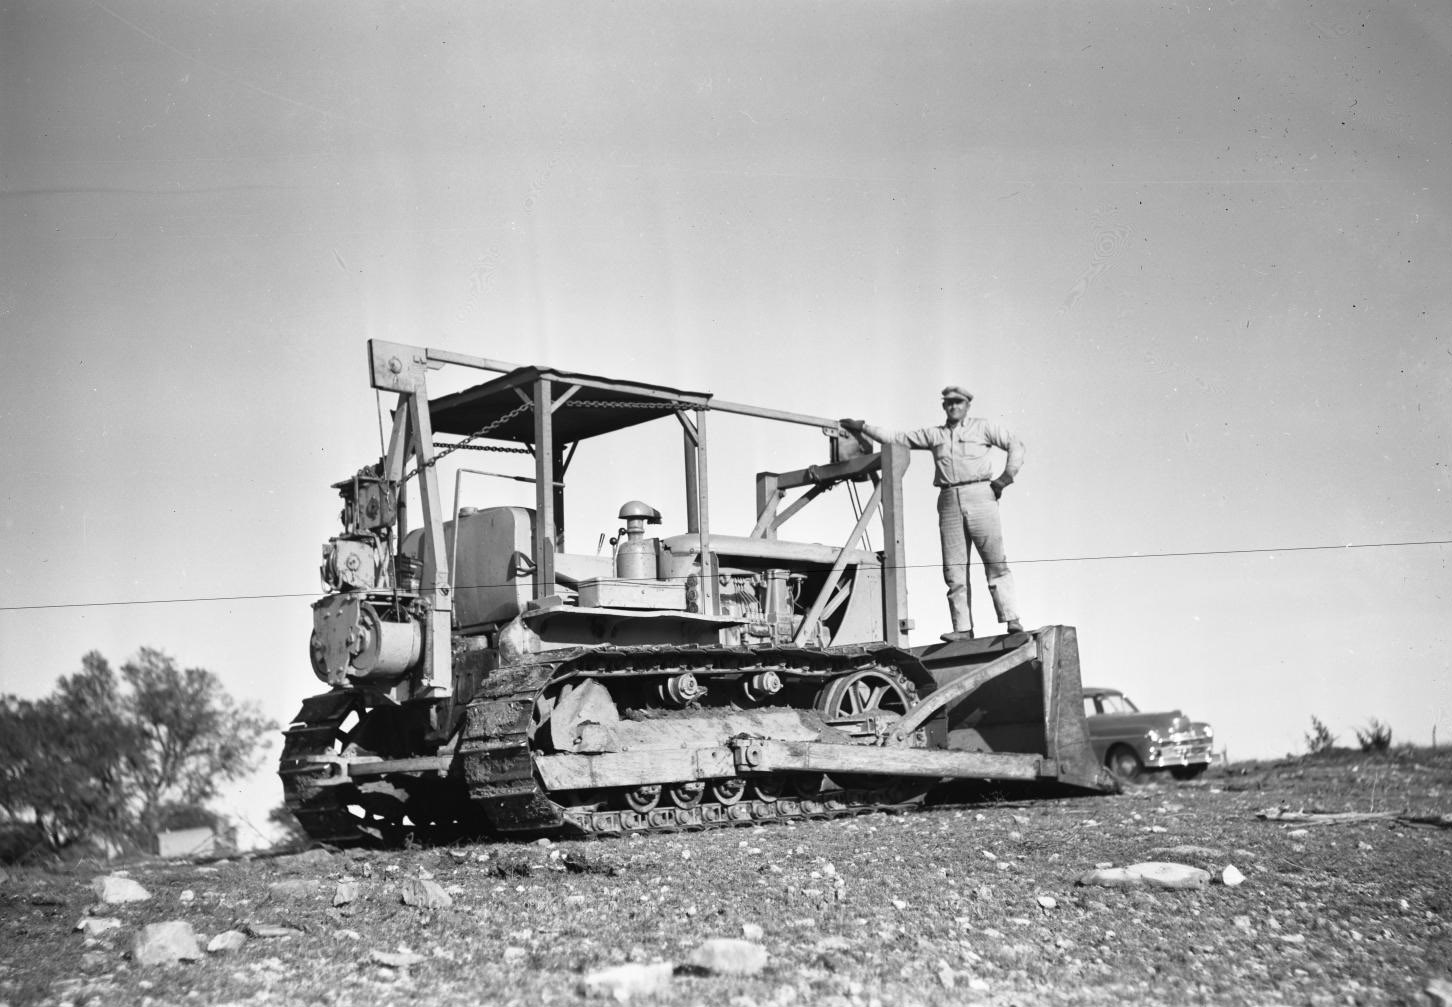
top-left (1081, 686), bottom-right (1215, 782)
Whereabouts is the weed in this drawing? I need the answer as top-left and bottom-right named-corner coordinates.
top-left (1355, 718), bottom-right (1393, 754)
top-left (1305, 715), bottom-right (1337, 755)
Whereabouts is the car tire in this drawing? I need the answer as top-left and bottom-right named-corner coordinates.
top-left (1169, 763), bottom-right (1208, 781)
top-left (1106, 745), bottom-right (1144, 783)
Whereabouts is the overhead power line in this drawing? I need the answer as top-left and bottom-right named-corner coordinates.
top-left (0, 592), bottom-right (320, 613)
top-left (1011, 538), bottom-right (1452, 565)
top-left (1, 538), bottom-right (1447, 614)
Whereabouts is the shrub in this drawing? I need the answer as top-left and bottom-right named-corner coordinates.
top-left (1355, 718), bottom-right (1393, 754)
top-left (1304, 715), bottom-right (1337, 755)
top-left (0, 821), bottom-right (49, 866)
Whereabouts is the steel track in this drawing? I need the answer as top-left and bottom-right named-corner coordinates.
top-left (282, 642), bottom-right (932, 845)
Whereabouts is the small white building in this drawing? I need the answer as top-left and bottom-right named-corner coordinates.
top-left (155, 826), bottom-right (225, 859)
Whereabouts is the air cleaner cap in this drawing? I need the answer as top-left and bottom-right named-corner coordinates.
top-left (618, 500), bottom-right (662, 523)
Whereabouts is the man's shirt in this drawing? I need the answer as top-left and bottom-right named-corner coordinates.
top-left (862, 417), bottom-right (1024, 488)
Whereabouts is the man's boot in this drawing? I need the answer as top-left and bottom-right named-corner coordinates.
top-left (940, 629), bottom-right (975, 642)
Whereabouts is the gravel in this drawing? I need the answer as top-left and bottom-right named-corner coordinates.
top-left (1, 748), bottom-right (1448, 1006)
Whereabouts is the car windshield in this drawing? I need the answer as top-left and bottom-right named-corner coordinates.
top-left (1088, 693), bottom-right (1139, 715)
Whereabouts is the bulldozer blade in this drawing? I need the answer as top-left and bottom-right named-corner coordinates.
top-left (912, 625), bottom-right (1111, 792)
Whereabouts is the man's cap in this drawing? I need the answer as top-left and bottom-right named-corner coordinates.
top-left (941, 385), bottom-right (973, 402)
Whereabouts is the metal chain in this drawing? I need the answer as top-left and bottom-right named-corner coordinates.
top-left (439, 442), bottom-right (533, 454)
top-left (567, 399), bottom-right (692, 410)
top-left (405, 400), bottom-right (534, 481)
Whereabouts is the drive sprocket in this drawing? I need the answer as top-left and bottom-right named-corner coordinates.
top-left (279, 692), bottom-right (478, 847)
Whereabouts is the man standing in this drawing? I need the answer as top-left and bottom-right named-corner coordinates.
top-left (841, 386), bottom-right (1025, 641)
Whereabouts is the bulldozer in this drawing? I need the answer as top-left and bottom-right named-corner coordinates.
top-left (280, 340), bottom-right (1111, 845)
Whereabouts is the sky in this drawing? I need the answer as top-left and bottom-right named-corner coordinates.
top-left (2, 0), bottom-right (1449, 845)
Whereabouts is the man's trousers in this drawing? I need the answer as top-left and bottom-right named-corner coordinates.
top-left (937, 482), bottom-right (1020, 633)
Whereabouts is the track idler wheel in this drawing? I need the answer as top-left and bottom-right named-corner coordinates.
top-left (279, 693), bottom-right (477, 849)
top-left (816, 667), bottom-right (915, 741)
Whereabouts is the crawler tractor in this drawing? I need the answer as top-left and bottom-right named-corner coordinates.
top-left (280, 340), bottom-right (1110, 845)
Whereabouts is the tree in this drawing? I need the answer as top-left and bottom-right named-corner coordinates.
top-left (0, 648), bottom-right (276, 858)
top-left (0, 652), bottom-right (136, 854)
top-left (0, 695), bottom-right (93, 853)
top-left (120, 648), bottom-right (275, 843)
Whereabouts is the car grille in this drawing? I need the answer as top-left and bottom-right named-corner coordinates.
top-left (1148, 729), bottom-right (1214, 766)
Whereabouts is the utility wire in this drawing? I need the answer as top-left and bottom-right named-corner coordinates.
top-left (1011, 538), bottom-right (1452, 565)
top-left (1, 538), bottom-right (1447, 614)
top-left (0, 592), bottom-right (321, 612)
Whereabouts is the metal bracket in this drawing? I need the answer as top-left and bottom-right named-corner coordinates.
top-left (886, 637), bottom-right (1040, 746)
top-left (369, 339), bottom-right (435, 394)
top-left (290, 753), bottom-right (380, 787)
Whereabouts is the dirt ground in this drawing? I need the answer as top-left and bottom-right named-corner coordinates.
top-left (2, 749), bottom-right (1449, 1007)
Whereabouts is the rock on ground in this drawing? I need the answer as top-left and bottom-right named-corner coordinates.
top-left (401, 878), bottom-right (453, 909)
top-left (1126, 862), bottom-right (1211, 889)
top-left (1077, 862), bottom-right (1211, 890)
top-left (563, 850), bottom-right (624, 876)
top-left (582, 962), bottom-right (674, 1001)
top-left (688, 938), bottom-right (769, 976)
top-left (207, 930), bottom-right (248, 954)
top-left (132, 921), bottom-right (203, 966)
top-left (75, 916), bottom-right (123, 936)
top-left (91, 875), bottom-right (151, 904)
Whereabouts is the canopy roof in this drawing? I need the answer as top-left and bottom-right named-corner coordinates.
top-left (429, 365), bottom-right (712, 445)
